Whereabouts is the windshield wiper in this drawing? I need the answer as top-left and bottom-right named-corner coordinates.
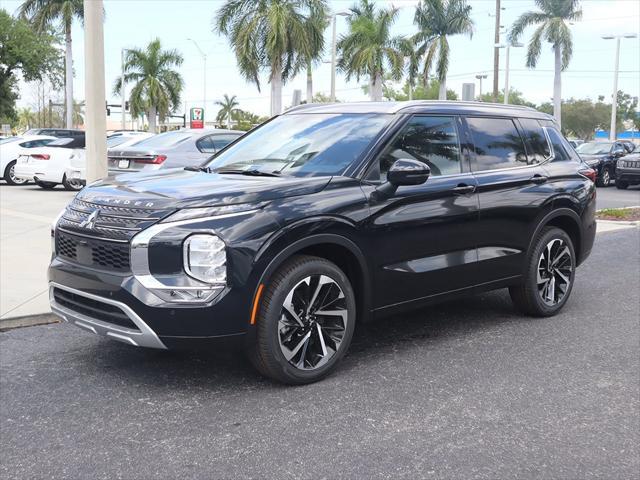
top-left (184, 166), bottom-right (211, 173)
top-left (215, 169), bottom-right (281, 177)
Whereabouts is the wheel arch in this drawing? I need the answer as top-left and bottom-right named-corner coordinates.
top-left (528, 208), bottom-right (584, 265)
top-left (255, 233), bottom-right (372, 324)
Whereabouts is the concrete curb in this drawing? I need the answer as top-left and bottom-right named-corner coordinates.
top-left (0, 314), bottom-right (59, 332)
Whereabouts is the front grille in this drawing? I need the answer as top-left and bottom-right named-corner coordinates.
top-left (57, 197), bottom-right (170, 242)
top-left (53, 288), bottom-right (138, 330)
top-left (621, 160), bottom-right (640, 168)
top-left (56, 231), bottom-right (130, 272)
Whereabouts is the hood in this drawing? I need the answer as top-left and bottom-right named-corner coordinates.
top-left (579, 154), bottom-right (607, 165)
top-left (77, 168), bottom-right (332, 209)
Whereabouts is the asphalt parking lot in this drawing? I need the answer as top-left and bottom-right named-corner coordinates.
top-left (1, 223), bottom-right (638, 478)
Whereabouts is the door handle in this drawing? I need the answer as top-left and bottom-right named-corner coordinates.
top-left (530, 174), bottom-right (549, 185)
top-left (452, 183), bottom-right (476, 195)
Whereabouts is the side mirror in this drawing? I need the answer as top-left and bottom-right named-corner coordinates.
top-left (375, 159), bottom-right (430, 198)
top-left (613, 147), bottom-right (625, 158)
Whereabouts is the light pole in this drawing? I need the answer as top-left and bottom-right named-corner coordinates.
top-left (188, 38), bottom-right (207, 124)
top-left (475, 74), bottom-right (487, 99)
top-left (330, 11), bottom-right (350, 103)
top-left (495, 41), bottom-right (523, 104)
top-left (602, 33), bottom-right (637, 141)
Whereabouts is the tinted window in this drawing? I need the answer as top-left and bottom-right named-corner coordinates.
top-left (374, 116), bottom-right (461, 181)
top-left (212, 135), bottom-right (240, 150)
top-left (20, 139), bottom-right (54, 148)
top-left (467, 117), bottom-right (527, 171)
top-left (544, 128), bottom-right (571, 162)
top-left (207, 114), bottom-right (392, 177)
top-left (519, 118), bottom-right (550, 163)
top-left (196, 135), bottom-right (216, 153)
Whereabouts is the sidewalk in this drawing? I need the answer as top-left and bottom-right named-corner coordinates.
top-left (0, 185), bottom-right (75, 320)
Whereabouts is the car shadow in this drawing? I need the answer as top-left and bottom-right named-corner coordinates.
top-left (74, 289), bottom-right (523, 391)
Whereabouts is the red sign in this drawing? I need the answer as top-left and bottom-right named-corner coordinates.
top-left (190, 107), bottom-right (204, 128)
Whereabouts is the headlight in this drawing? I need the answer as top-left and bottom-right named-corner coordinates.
top-left (183, 234), bottom-right (226, 284)
top-left (161, 202), bottom-right (266, 223)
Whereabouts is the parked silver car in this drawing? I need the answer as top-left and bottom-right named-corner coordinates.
top-left (107, 128), bottom-right (243, 174)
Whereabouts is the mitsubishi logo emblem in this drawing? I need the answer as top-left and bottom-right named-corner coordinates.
top-left (80, 210), bottom-right (99, 230)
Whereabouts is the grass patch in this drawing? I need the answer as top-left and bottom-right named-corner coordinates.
top-left (596, 207), bottom-right (640, 221)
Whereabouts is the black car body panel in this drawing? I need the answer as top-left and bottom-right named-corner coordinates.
top-left (49, 101), bottom-right (596, 349)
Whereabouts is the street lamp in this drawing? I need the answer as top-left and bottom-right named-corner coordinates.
top-left (495, 41), bottom-right (523, 104)
top-left (475, 74), bottom-right (487, 99)
top-left (602, 33), bottom-right (638, 141)
top-left (188, 38), bottom-right (207, 124)
top-left (329, 11), bottom-right (350, 103)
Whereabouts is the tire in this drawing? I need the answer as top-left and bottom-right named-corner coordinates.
top-left (249, 255), bottom-right (356, 384)
top-left (35, 180), bottom-right (57, 190)
top-left (3, 160), bottom-right (28, 185)
top-left (509, 227), bottom-right (576, 317)
top-left (616, 180), bottom-right (629, 190)
top-left (596, 167), bottom-right (611, 187)
top-left (62, 174), bottom-right (83, 191)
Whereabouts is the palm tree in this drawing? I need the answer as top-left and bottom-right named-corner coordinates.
top-left (302, 3), bottom-right (329, 103)
top-left (19, 0), bottom-right (83, 129)
top-left (113, 39), bottom-right (184, 133)
top-left (215, 0), bottom-right (328, 116)
top-left (215, 94), bottom-right (240, 128)
top-left (337, 0), bottom-right (405, 102)
top-left (413, 0), bottom-right (474, 100)
top-left (509, 0), bottom-right (582, 126)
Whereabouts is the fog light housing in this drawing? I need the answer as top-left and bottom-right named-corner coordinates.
top-left (183, 234), bottom-right (227, 285)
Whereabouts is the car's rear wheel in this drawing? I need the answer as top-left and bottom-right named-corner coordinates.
top-left (597, 167), bottom-right (611, 187)
top-left (249, 255), bottom-right (356, 384)
top-left (3, 161), bottom-right (28, 185)
top-left (35, 180), bottom-right (57, 190)
top-left (62, 174), bottom-right (83, 191)
top-left (615, 180), bottom-right (629, 190)
top-left (509, 227), bottom-right (576, 317)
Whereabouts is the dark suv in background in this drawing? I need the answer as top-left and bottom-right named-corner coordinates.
top-left (49, 101), bottom-right (596, 384)
top-left (575, 141), bottom-right (627, 187)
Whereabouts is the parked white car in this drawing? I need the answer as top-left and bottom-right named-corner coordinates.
top-left (14, 136), bottom-right (86, 190)
top-left (0, 135), bottom-right (57, 185)
top-left (64, 131), bottom-right (154, 185)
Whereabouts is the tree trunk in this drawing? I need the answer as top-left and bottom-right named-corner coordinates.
top-left (270, 62), bottom-right (283, 116)
top-left (148, 105), bottom-right (157, 133)
top-left (553, 44), bottom-right (562, 127)
top-left (438, 78), bottom-right (447, 100)
top-left (306, 62), bottom-right (313, 104)
top-left (64, 22), bottom-right (74, 129)
top-left (370, 73), bottom-right (383, 101)
top-left (227, 112), bottom-right (231, 129)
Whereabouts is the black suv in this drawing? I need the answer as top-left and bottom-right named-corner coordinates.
top-left (49, 102), bottom-right (596, 384)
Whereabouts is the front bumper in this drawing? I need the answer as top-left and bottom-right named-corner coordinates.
top-left (616, 168), bottom-right (640, 184)
top-left (50, 282), bottom-right (167, 349)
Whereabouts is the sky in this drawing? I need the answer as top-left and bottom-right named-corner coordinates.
top-left (4, 0), bottom-right (640, 120)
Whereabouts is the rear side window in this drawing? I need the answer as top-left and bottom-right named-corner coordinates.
top-left (466, 117), bottom-right (527, 171)
top-left (545, 127), bottom-right (573, 162)
top-left (196, 135), bottom-right (216, 153)
top-left (212, 135), bottom-right (239, 150)
top-left (518, 118), bottom-right (550, 163)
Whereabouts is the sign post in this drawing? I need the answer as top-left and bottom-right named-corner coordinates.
top-left (190, 107), bottom-right (204, 129)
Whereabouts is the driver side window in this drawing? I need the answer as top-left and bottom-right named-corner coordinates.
top-left (374, 116), bottom-right (461, 182)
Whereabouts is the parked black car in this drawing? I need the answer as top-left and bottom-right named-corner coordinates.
top-left (49, 101), bottom-right (596, 384)
top-left (575, 141), bottom-right (627, 187)
top-left (615, 152), bottom-right (640, 189)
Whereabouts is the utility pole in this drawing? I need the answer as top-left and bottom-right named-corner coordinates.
top-left (602, 34), bottom-right (637, 141)
top-left (121, 48), bottom-right (126, 130)
top-left (83, 0), bottom-right (107, 182)
top-left (492, 0), bottom-right (501, 102)
top-left (188, 38), bottom-right (207, 125)
top-left (475, 74), bottom-right (487, 99)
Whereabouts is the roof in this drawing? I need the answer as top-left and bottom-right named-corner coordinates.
top-left (285, 100), bottom-right (551, 119)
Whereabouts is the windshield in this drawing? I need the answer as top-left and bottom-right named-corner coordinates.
top-left (576, 142), bottom-right (612, 155)
top-left (132, 130), bottom-right (191, 149)
top-left (206, 113), bottom-right (392, 177)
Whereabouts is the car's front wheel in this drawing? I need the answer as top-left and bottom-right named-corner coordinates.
top-left (509, 227), bottom-right (576, 317)
top-left (249, 255), bottom-right (356, 384)
top-left (3, 161), bottom-right (28, 185)
top-left (597, 167), bottom-right (612, 187)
